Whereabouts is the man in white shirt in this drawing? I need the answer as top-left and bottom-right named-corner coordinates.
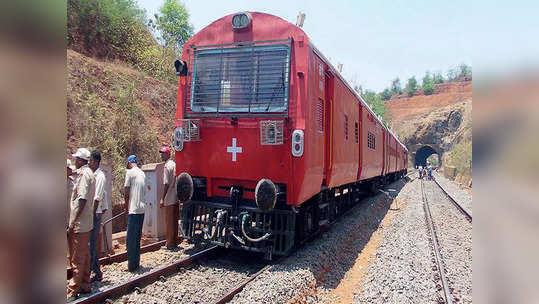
top-left (159, 146), bottom-right (179, 249)
top-left (67, 148), bottom-right (95, 301)
top-left (124, 154), bottom-right (146, 272)
top-left (89, 150), bottom-right (108, 282)
top-left (67, 159), bottom-right (75, 267)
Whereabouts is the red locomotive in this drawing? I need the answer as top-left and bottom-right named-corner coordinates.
top-left (173, 12), bottom-right (407, 259)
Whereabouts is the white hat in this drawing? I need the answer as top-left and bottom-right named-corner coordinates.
top-left (72, 148), bottom-right (91, 161)
top-left (67, 159), bottom-right (75, 170)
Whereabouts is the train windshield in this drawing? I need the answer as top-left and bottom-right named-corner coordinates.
top-left (190, 44), bottom-right (290, 113)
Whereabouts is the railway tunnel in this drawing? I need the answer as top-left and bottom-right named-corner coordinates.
top-left (414, 145), bottom-right (440, 167)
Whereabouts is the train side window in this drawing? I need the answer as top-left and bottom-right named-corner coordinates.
top-left (367, 131), bottom-right (375, 150)
top-left (344, 115), bottom-right (349, 141)
top-left (354, 122), bottom-right (359, 144)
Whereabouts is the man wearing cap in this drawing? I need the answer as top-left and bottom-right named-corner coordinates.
top-left (159, 146), bottom-right (179, 249)
top-left (124, 155), bottom-right (146, 272)
top-left (67, 160), bottom-right (75, 228)
top-left (67, 159), bottom-right (75, 267)
top-left (89, 150), bottom-right (108, 282)
top-left (67, 148), bottom-right (95, 301)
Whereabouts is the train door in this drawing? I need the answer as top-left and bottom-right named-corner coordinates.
top-left (381, 129), bottom-right (386, 177)
top-left (385, 132), bottom-right (389, 175)
top-left (323, 70), bottom-right (334, 186)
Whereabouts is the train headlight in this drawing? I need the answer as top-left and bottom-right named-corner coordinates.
top-left (232, 12), bottom-right (251, 30)
top-left (291, 130), bottom-right (304, 157)
top-left (176, 172), bottom-right (194, 203)
top-left (173, 127), bottom-right (184, 151)
top-left (255, 179), bottom-right (277, 211)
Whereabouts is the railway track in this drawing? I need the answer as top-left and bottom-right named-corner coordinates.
top-left (71, 178), bottom-right (407, 304)
top-left (432, 175), bottom-right (472, 223)
top-left (420, 179), bottom-right (453, 304)
top-left (67, 240), bottom-right (167, 280)
top-left (73, 246), bottom-right (220, 304)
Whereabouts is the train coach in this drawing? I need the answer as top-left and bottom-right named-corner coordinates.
top-left (172, 12), bottom-right (407, 259)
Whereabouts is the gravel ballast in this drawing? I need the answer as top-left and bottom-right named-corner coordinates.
top-left (433, 172), bottom-right (472, 216)
top-left (231, 178), bottom-right (410, 304)
top-left (354, 179), bottom-right (441, 304)
top-left (118, 251), bottom-right (266, 304)
top-left (85, 241), bottom-right (199, 295)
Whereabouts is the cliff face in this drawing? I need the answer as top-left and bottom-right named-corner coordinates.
top-left (386, 80), bottom-right (472, 124)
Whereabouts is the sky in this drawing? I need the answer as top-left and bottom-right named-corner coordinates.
top-left (138, 0), bottom-right (539, 92)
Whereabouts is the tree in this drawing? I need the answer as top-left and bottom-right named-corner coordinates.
top-left (422, 71), bottom-right (434, 95)
top-left (150, 0), bottom-right (194, 53)
top-left (433, 72), bottom-right (444, 84)
top-left (390, 77), bottom-right (402, 95)
top-left (362, 89), bottom-right (389, 125)
top-left (405, 76), bottom-right (418, 97)
top-left (446, 67), bottom-right (458, 81)
top-left (457, 63), bottom-right (472, 78)
top-left (380, 88), bottom-right (392, 101)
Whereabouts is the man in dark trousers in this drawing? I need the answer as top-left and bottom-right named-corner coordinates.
top-left (89, 150), bottom-right (108, 281)
top-left (124, 155), bottom-right (146, 272)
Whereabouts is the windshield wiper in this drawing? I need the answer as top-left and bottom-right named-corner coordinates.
top-left (265, 70), bottom-right (285, 112)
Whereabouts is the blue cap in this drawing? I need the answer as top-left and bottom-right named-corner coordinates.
top-left (127, 155), bottom-right (137, 168)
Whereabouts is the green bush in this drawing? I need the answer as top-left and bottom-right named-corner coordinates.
top-left (79, 80), bottom-right (160, 205)
top-left (380, 88), bottom-right (392, 101)
top-left (433, 72), bottom-right (444, 84)
top-left (67, 0), bottom-right (189, 83)
top-left (405, 76), bottom-right (418, 97)
top-left (447, 141), bottom-right (472, 176)
top-left (422, 72), bottom-right (434, 95)
top-left (362, 90), bottom-right (390, 126)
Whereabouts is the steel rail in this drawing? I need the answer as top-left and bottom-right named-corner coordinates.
top-left (433, 175), bottom-right (472, 223)
top-left (72, 245), bottom-right (220, 304)
top-left (213, 263), bottom-right (274, 304)
top-left (421, 179), bottom-right (453, 304)
top-left (67, 240), bottom-right (167, 280)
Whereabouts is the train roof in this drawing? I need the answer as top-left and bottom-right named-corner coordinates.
top-left (308, 42), bottom-right (407, 151)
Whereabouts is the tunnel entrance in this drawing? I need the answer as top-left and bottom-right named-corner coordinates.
top-left (414, 145), bottom-right (440, 167)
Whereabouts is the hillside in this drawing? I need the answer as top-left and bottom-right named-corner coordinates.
top-left (387, 79), bottom-right (472, 184)
top-left (386, 79), bottom-right (471, 125)
top-left (67, 49), bottom-right (177, 216)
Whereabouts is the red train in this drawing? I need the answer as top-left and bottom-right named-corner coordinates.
top-left (173, 12), bottom-right (407, 259)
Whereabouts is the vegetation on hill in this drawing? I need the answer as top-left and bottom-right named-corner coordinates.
top-left (67, 50), bottom-right (177, 210)
top-left (67, 0), bottom-right (193, 212)
top-left (357, 63), bottom-right (472, 129)
top-left (67, 0), bottom-right (193, 83)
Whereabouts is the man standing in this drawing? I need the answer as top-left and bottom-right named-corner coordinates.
top-left (67, 148), bottom-right (95, 301)
top-left (159, 146), bottom-right (178, 249)
top-left (67, 159), bottom-right (75, 267)
top-left (67, 160), bottom-right (75, 227)
top-left (89, 150), bottom-right (108, 282)
top-left (124, 155), bottom-right (146, 272)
